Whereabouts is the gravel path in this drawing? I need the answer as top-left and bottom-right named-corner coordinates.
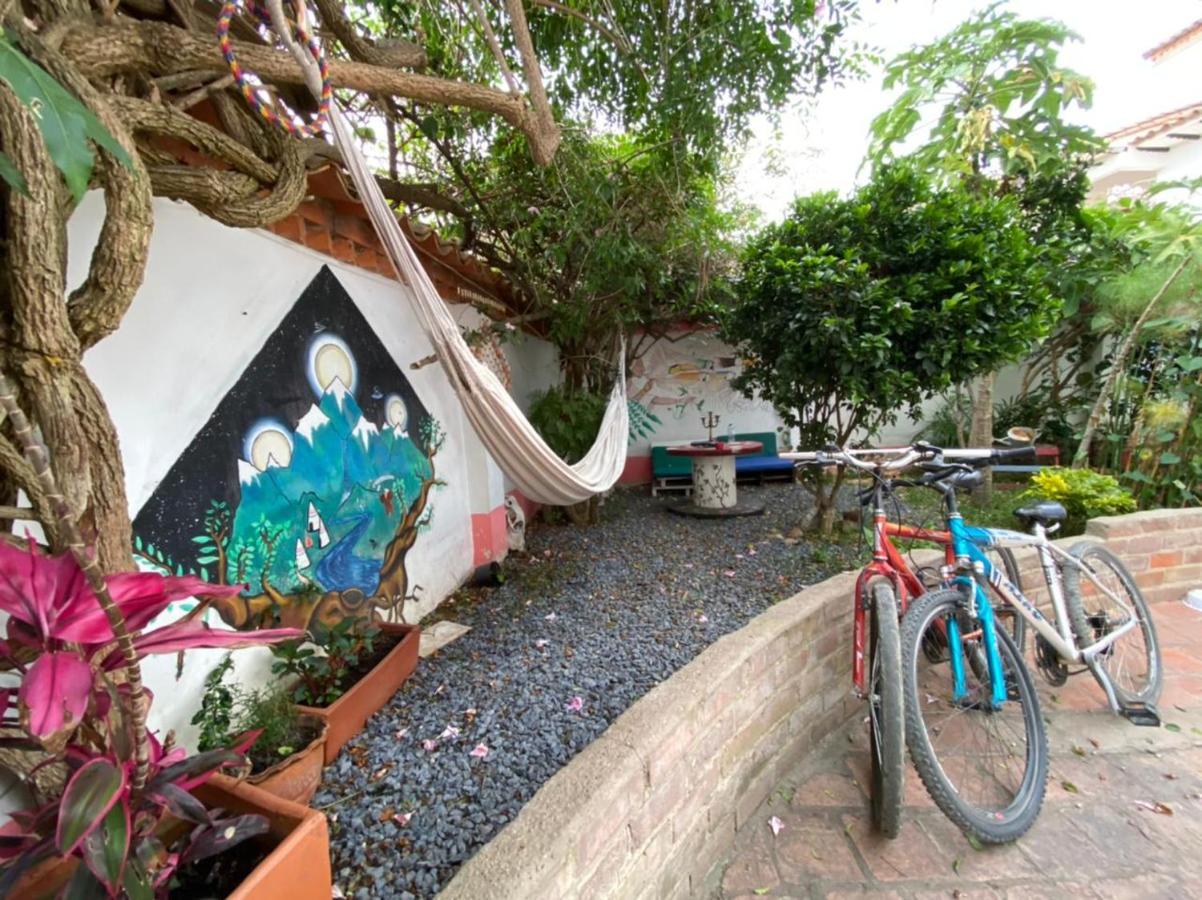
top-left (315, 484), bottom-right (863, 899)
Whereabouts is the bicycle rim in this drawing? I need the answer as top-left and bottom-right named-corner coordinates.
top-left (903, 588), bottom-right (1047, 843)
top-left (1066, 543), bottom-right (1161, 705)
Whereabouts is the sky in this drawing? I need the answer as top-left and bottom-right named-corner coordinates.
top-left (735, 0), bottom-right (1202, 221)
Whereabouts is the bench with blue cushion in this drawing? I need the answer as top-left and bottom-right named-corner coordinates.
top-left (732, 432), bottom-right (796, 483)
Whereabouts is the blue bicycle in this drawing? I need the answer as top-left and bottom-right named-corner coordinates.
top-left (897, 452), bottom-right (1161, 844)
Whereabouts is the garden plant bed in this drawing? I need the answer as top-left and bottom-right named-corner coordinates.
top-left (313, 484), bottom-right (863, 898)
top-left (298, 622), bottom-right (422, 764)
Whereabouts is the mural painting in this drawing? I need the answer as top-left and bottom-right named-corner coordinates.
top-left (132, 267), bottom-right (445, 633)
top-left (626, 338), bottom-right (755, 441)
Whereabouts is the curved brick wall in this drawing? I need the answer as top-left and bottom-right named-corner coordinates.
top-left (441, 508), bottom-right (1202, 900)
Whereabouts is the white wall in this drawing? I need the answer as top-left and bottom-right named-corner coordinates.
top-left (627, 330), bottom-right (783, 454)
top-left (65, 194), bottom-right (498, 747)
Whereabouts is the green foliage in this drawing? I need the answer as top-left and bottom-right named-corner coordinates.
top-left (725, 163), bottom-right (1056, 447)
top-left (270, 618), bottom-right (382, 707)
top-left (374, 0), bottom-right (864, 163)
top-left (1022, 467), bottom-right (1136, 533)
top-left (192, 657), bottom-right (309, 771)
top-left (865, 3), bottom-right (1101, 182)
top-left (0, 32), bottom-right (132, 200)
top-left (191, 655), bottom-right (236, 753)
top-left (529, 386), bottom-right (607, 463)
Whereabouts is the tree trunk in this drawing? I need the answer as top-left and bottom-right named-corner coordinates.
top-left (969, 372), bottom-right (995, 502)
top-left (1073, 255), bottom-right (1192, 468)
top-left (808, 467), bottom-right (845, 534)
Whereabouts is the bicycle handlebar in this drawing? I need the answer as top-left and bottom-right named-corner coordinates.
top-left (783, 441), bottom-right (1036, 475)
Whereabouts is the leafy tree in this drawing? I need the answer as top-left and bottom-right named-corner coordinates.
top-left (724, 165), bottom-right (1055, 531)
top-left (1073, 185), bottom-right (1202, 467)
top-left (460, 131), bottom-right (745, 392)
top-left (863, 2), bottom-right (1102, 497)
top-left (865, 2), bottom-right (1101, 183)
top-left (0, 0), bottom-right (862, 565)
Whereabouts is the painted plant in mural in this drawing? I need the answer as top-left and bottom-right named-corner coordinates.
top-left (626, 344), bottom-right (755, 441)
top-left (133, 268), bottom-right (444, 633)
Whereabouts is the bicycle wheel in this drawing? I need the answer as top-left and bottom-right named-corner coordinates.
top-left (1063, 542), bottom-right (1161, 706)
top-left (902, 587), bottom-right (1047, 844)
top-left (868, 582), bottom-right (904, 838)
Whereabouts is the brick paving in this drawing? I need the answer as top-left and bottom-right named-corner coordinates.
top-left (718, 600), bottom-right (1202, 899)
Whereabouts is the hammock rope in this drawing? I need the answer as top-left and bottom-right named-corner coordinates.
top-left (218, 1), bottom-right (629, 505)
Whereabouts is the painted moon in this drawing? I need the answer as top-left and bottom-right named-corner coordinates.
top-left (307, 334), bottom-right (357, 395)
top-left (385, 394), bottom-right (407, 431)
top-left (247, 423), bottom-right (293, 470)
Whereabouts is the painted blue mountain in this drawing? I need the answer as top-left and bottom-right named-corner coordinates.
top-left (229, 377), bottom-right (432, 596)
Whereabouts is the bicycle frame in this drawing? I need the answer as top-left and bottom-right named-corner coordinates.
top-left (850, 500), bottom-right (953, 695)
top-left (945, 515), bottom-right (1140, 708)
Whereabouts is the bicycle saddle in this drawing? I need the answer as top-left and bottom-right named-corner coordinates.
top-left (1013, 500), bottom-right (1067, 527)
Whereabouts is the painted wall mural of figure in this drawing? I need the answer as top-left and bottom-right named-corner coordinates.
top-left (132, 267), bottom-right (445, 634)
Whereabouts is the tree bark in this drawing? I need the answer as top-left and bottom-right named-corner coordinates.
top-left (1073, 255), bottom-right (1192, 468)
top-left (969, 372), bottom-right (995, 502)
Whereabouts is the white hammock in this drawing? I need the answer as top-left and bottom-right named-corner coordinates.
top-left (266, 3), bottom-right (629, 506)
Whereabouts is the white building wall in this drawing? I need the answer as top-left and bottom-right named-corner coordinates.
top-left (63, 194), bottom-right (504, 747)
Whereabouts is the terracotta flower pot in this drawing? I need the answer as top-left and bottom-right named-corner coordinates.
top-left (297, 622), bottom-right (421, 764)
top-left (197, 776), bottom-right (332, 900)
top-left (239, 713), bottom-right (328, 805)
top-left (9, 777), bottom-right (331, 900)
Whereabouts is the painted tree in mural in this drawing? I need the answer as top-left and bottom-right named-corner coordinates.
top-left (0, 0), bottom-right (861, 570)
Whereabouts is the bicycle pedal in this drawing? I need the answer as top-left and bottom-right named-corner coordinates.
top-left (1119, 702), bottom-right (1161, 728)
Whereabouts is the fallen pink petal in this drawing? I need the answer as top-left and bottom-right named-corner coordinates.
top-left (544, 613), bottom-right (557, 621)
top-left (440, 724), bottom-right (461, 740)
top-left (566, 696), bottom-right (584, 712)
top-left (698, 613), bottom-right (709, 624)
top-left (535, 639), bottom-right (549, 648)
top-left (470, 744), bottom-right (490, 759)
top-left (395, 728), bottom-right (409, 740)
top-left (769, 815), bottom-right (784, 836)
top-left (392, 812), bottom-right (413, 827)
top-left (422, 739), bottom-right (438, 752)
top-left (723, 570), bottom-right (737, 578)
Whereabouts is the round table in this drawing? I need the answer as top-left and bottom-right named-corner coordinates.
top-left (666, 440), bottom-right (765, 518)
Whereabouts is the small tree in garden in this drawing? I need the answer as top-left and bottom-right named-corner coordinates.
top-left (1072, 186), bottom-right (1202, 477)
top-left (724, 165), bottom-right (1055, 532)
top-left (864, 2), bottom-right (1103, 495)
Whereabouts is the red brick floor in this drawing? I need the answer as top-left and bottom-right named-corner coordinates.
top-left (718, 601), bottom-right (1202, 899)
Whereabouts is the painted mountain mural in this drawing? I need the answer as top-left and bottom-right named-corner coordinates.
top-left (132, 267), bottom-right (445, 632)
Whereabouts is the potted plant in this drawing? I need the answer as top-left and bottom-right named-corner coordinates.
top-left (273, 617), bottom-right (420, 763)
top-left (192, 657), bottom-right (328, 805)
top-left (0, 377), bottom-right (331, 898)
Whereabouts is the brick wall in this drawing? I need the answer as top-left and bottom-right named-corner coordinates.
top-left (440, 509), bottom-right (1202, 900)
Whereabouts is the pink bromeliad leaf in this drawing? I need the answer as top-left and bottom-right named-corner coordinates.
top-left (0, 538), bottom-right (90, 642)
top-left (98, 623), bottom-right (301, 669)
top-left (57, 574), bottom-right (246, 644)
top-left (19, 650), bottom-right (93, 740)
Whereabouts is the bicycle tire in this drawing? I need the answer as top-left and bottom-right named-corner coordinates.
top-left (1063, 542), bottom-right (1161, 706)
top-left (902, 587), bottom-right (1047, 844)
top-left (868, 582), bottom-right (904, 838)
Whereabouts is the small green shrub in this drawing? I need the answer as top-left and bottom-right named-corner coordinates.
top-left (1022, 467), bottom-right (1136, 534)
top-left (528, 386), bottom-right (607, 463)
top-left (192, 656), bottom-right (311, 771)
top-left (270, 617), bottom-right (382, 707)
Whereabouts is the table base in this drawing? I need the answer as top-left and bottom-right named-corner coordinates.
top-left (667, 501), bottom-right (765, 519)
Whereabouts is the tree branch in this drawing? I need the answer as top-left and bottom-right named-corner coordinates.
top-left (60, 19), bottom-right (561, 164)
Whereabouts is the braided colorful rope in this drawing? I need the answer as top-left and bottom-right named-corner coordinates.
top-left (216, 0), bottom-right (332, 137)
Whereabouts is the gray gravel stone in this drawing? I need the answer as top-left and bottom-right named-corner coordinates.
top-left (317, 484), bottom-right (861, 897)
